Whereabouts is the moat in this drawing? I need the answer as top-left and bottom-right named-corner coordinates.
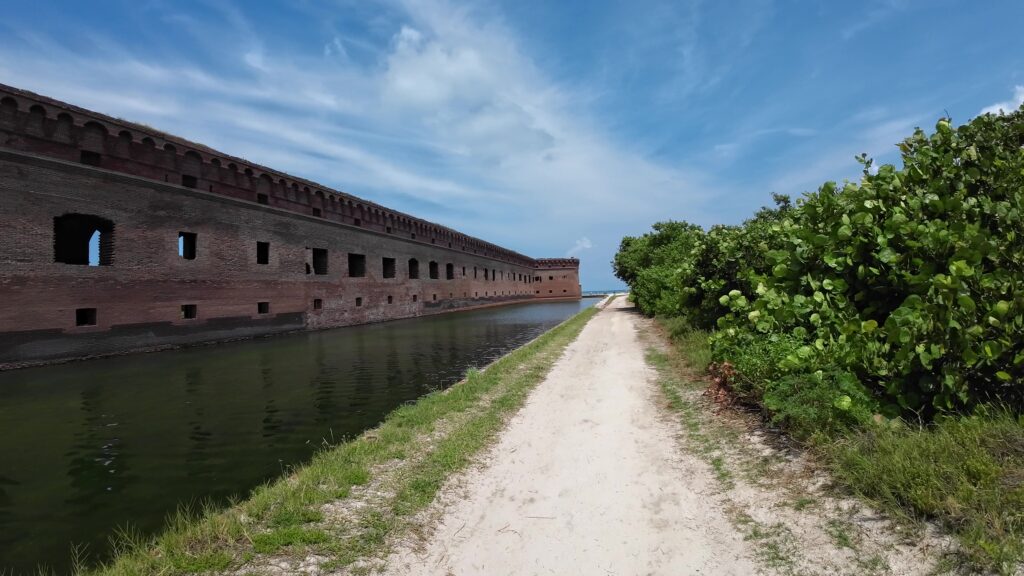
top-left (0, 299), bottom-right (598, 574)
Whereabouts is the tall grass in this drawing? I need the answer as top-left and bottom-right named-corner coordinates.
top-left (831, 410), bottom-right (1024, 573)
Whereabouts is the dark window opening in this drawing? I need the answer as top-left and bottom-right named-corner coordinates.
top-left (386, 226), bottom-right (393, 233)
top-left (257, 193), bottom-right (269, 205)
top-left (429, 261), bottom-right (439, 279)
top-left (313, 298), bottom-right (323, 310)
top-left (446, 263), bottom-right (454, 280)
top-left (432, 293), bottom-right (437, 301)
top-left (411, 233), bottom-right (417, 239)
top-left (181, 174), bottom-right (197, 189)
top-left (462, 266), bottom-right (466, 276)
top-left (348, 253), bottom-right (366, 277)
top-left (75, 308), bottom-right (97, 327)
top-left (181, 304), bottom-right (197, 320)
top-left (53, 214), bottom-right (114, 266)
top-left (413, 294), bottom-right (418, 302)
top-left (431, 238), bottom-right (436, 244)
top-left (387, 295), bottom-right (393, 304)
top-left (354, 218), bottom-right (362, 227)
top-left (312, 208), bottom-right (322, 217)
top-left (473, 267), bottom-right (478, 279)
top-left (79, 150), bottom-right (102, 167)
top-left (256, 241), bottom-right (270, 265)
top-left (549, 275), bottom-right (554, 280)
top-left (355, 297), bottom-right (363, 307)
top-left (408, 258), bottom-right (420, 279)
top-left (382, 257), bottom-right (396, 279)
top-left (178, 232), bottom-right (197, 260)
top-left (257, 302), bottom-right (270, 314)
top-left (311, 248), bottom-right (329, 275)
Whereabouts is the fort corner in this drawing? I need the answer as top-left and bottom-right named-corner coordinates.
top-left (0, 84), bottom-right (581, 367)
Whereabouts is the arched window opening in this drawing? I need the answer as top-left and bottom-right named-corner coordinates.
top-left (54, 214), bottom-right (114, 266)
top-left (429, 261), bottom-right (439, 279)
top-left (408, 258), bottom-right (420, 279)
top-left (446, 263), bottom-right (454, 280)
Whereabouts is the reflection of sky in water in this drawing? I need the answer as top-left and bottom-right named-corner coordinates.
top-left (0, 298), bottom-right (597, 574)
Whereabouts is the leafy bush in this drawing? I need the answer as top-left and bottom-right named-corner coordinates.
top-left (617, 106), bottom-right (1024, 414)
top-left (763, 369), bottom-right (878, 440)
top-left (710, 330), bottom-right (806, 399)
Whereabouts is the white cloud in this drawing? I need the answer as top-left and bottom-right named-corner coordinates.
top-left (567, 237), bottom-right (593, 257)
top-left (980, 86), bottom-right (1024, 116)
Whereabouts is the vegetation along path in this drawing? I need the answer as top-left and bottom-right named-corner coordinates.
top-left (380, 297), bottom-right (947, 575)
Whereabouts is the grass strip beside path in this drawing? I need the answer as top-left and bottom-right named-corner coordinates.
top-left (87, 306), bottom-right (599, 575)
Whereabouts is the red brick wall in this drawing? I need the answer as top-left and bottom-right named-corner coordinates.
top-left (0, 84), bottom-right (580, 366)
top-left (0, 152), bottom-right (543, 364)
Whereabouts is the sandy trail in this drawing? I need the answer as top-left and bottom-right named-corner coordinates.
top-left (382, 297), bottom-right (758, 575)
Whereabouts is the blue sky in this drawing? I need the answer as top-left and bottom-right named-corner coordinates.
top-left (2, 1), bottom-right (1023, 289)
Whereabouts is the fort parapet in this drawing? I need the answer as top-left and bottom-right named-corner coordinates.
top-left (0, 84), bottom-right (581, 366)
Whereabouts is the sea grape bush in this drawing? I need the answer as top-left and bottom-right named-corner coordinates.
top-left (616, 106), bottom-right (1024, 415)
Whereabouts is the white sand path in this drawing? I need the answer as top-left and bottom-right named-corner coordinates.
top-left (382, 297), bottom-right (758, 575)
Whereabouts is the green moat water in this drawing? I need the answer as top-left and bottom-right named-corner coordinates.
top-left (0, 299), bottom-right (598, 574)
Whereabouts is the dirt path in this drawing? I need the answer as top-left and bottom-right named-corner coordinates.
top-left (382, 297), bottom-right (759, 575)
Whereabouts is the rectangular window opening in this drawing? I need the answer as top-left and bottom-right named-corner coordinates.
top-left (256, 241), bottom-right (270, 265)
top-left (354, 218), bottom-right (362, 227)
top-left (355, 297), bottom-right (363, 307)
top-left (408, 258), bottom-right (420, 279)
top-left (429, 261), bottom-right (439, 279)
top-left (257, 301), bottom-right (270, 314)
top-left (432, 293), bottom-right (437, 301)
top-left (178, 232), bottom-right (197, 260)
top-left (413, 294), bottom-right (418, 302)
top-left (181, 304), bottom-right (197, 320)
top-left (54, 214), bottom-right (114, 266)
top-left (312, 248), bottom-right (329, 275)
top-left (75, 307), bottom-right (97, 327)
top-left (257, 193), bottom-right (269, 205)
top-left (348, 253), bottom-right (366, 277)
top-left (382, 257), bottom-right (396, 279)
top-left (313, 298), bottom-right (323, 310)
top-left (181, 174), bottom-right (197, 189)
top-left (312, 208), bottom-right (322, 217)
top-left (445, 263), bottom-right (454, 280)
top-left (387, 295), bottom-right (393, 304)
top-left (79, 150), bottom-right (102, 167)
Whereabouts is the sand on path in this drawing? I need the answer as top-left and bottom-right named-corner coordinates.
top-left (382, 297), bottom-right (758, 575)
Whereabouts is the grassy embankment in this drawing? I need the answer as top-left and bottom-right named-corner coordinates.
top-left (654, 314), bottom-right (1023, 574)
top-left (81, 305), bottom-right (599, 575)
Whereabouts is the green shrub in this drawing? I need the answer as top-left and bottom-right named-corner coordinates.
top-left (763, 369), bottom-right (878, 440)
top-left (711, 110), bottom-right (1024, 413)
top-left (711, 330), bottom-right (806, 399)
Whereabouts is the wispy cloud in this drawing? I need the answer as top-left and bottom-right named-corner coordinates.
top-left (841, 0), bottom-right (909, 40)
top-left (566, 237), bottom-right (593, 257)
top-left (980, 85), bottom-right (1024, 116)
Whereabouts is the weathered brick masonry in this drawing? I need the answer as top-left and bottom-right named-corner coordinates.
top-left (0, 84), bottom-right (581, 366)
